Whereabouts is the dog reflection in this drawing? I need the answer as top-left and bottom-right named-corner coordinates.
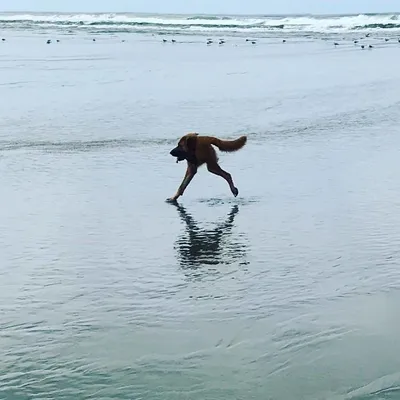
top-left (173, 203), bottom-right (246, 269)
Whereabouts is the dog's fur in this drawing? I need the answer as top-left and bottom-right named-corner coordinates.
top-left (168, 133), bottom-right (247, 201)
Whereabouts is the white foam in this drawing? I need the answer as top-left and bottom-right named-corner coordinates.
top-left (0, 12), bottom-right (399, 33)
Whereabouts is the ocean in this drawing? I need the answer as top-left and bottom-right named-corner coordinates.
top-left (1, 11), bottom-right (400, 400)
top-left (2, 11), bottom-right (400, 37)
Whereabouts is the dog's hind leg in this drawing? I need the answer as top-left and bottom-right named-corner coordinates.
top-left (167, 164), bottom-right (197, 201)
top-left (207, 162), bottom-right (239, 197)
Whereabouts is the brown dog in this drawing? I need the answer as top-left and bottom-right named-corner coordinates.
top-left (168, 133), bottom-right (247, 201)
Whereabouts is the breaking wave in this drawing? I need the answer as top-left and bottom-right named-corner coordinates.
top-left (1, 12), bottom-right (400, 35)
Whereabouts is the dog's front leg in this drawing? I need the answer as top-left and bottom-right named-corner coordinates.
top-left (167, 164), bottom-right (197, 202)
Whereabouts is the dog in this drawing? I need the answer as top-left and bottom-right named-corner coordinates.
top-left (168, 133), bottom-right (247, 202)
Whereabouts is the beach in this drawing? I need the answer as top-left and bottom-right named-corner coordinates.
top-left (1, 12), bottom-right (400, 400)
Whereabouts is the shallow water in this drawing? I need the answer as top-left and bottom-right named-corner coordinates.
top-left (1, 26), bottom-right (400, 400)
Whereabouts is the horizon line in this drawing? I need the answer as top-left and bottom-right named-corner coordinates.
top-left (1, 10), bottom-right (399, 17)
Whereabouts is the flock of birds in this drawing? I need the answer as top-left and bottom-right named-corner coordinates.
top-left (159, 35), bottom-right (400, 49)
top-left (161, 38), bottom-right (288, 45)
top-left (333, 33), bottom-right (400, 49)
top-left (0, 37), bottom-right (128, 44)
top-left (2, 35), bottom-right (400, 49)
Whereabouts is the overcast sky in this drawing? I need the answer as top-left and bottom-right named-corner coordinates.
top-left (0, 0), bottom-right (399, 15)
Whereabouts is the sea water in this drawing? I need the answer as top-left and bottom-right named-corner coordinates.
top-left (1, 11), bottom-right (400, 400)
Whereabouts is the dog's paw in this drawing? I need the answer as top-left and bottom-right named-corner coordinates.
top-left (232, 187), bottom-right (239, 197)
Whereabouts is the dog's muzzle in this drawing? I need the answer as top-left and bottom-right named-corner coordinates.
top-left (170, 146), bottom-right (187, 163)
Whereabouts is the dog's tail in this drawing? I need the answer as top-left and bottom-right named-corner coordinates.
top-left (209, 136), bottom-right (247, 152)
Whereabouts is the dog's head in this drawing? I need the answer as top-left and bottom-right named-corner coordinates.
top-left (170, 133), bottom-right (198, 164)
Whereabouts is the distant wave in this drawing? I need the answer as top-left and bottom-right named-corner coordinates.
top-left (354, 23), bottom-right (400, 29)
top-left (186, 15), bottom-right (233, 21)
top-left (1, 12), bottom-right (400, 35)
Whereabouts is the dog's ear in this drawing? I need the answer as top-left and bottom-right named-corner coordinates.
top-left (185, 135), bottom-right (197, 153)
